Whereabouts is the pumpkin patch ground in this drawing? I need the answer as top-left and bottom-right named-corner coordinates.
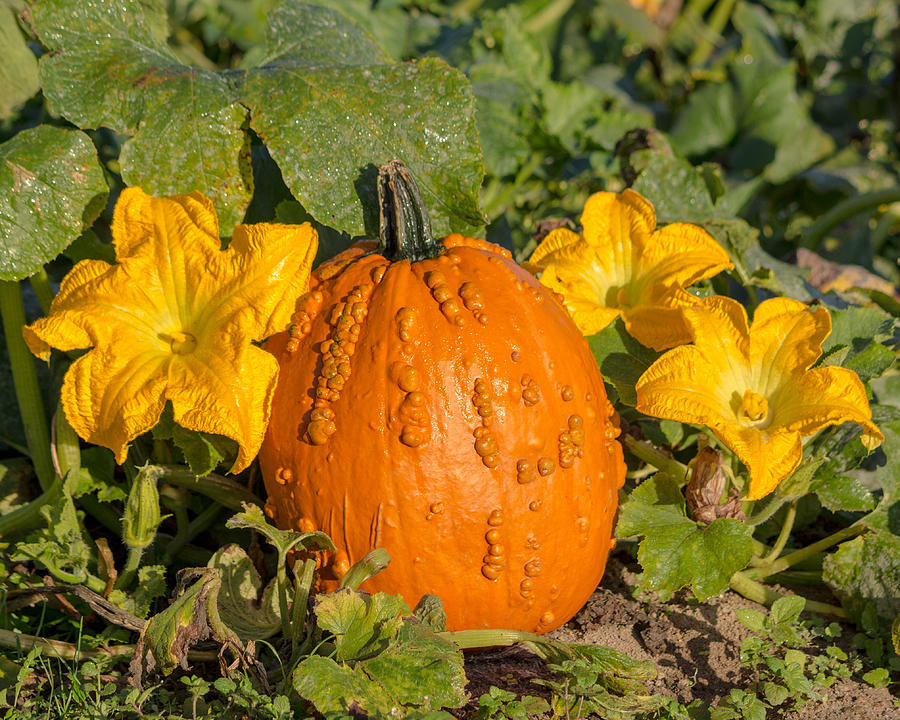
top-left (2, 1), bottom-right (900, 718)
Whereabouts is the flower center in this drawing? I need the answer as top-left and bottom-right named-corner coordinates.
top-left (169, 330), bottom-right (197, 355)
top-left (740, 389), bottom-right (769, 425)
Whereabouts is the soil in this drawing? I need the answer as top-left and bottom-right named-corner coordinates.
top-left (456, 555), bottom-right (900, 719)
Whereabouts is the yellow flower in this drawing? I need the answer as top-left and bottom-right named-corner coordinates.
top-left (24, 187), bottom-right (318, 472)
top-left (525, 189), bottom-right (733, 350)
top-left (635, 295), bottom-right (883, 500)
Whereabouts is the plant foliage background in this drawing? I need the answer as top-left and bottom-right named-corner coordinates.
top-left (1, 0), bottom-right (899, 717)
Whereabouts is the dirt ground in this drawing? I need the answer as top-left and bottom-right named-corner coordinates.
top-left (457, 555), bottom-right (900, 719)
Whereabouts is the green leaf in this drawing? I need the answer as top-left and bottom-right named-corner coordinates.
top-left (734, 608), bottom-right (766, 634)
top-left (768, 595), bottom-right (805, 627)
top-left (152, 404), bottom-right (237, 476)
top-left (359, 620), bottom-right (467, 710)
top-left (587, 319), bottom-right (660, 406)
top-left (862, 667), bottom-right (890, 688)
top-left (669, 82), bottom-right (737, 157)
top-left (74, 446), bottom-right (125, 503)
top-left (293, 654), bottom-right (396, 717)
top-left (32, 0), bottom-right (251, 233)
top-left (33, 0), bottom-right (484, 237)
top-left (0, 125), bottom-right (108, 281)
top-left (294, 596), bottom-right (465, 717)
top-left (629, 149), bottom-right (716, 224)
top-left (242, 3), bottom-right (483, 237)
top-left (11, 484), bottom-right (94, 585)
top-left (809, 474), bottom-right (876, 513)
top-left (823, 529), bottom-right (900, 625)
top-left (226, 502), bottom-right (335, 558)
top-left (0, 6), bottom-right (39, 119)
top-left (108, 564), bottom-right (167, 618)
top-left (618, 477), bottom-right (754, 601)
top-left (315, 588), bottom-right (408, 662)
top-left (413, 594), bottom-right (447, 633)
top-left (208, 544), bottom-right (283, 641)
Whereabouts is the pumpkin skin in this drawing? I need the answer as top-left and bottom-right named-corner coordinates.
top-left (259, 168), bottom-right (625, 633)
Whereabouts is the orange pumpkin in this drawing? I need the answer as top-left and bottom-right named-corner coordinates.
top-left (259, 162), bottom-right (625, 633)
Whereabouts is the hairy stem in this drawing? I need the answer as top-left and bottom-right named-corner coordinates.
top-left (155, 465), bottom-right (262, 510)
top-left (28, 269), bottom-right (55, 315)
top-left (730, 571), bottom-right (848, 620)
top-left (744, 493), bottom-right (786, 526)
top-left (749, 523), bottom-right (868, 581)
top-left (802, 187), bottom-right (900, 250)
top-left (761, 500), bottom-right (797, 563)
top-left (0, 280), bottom-right (53, 490)
top-left (623, 435), bottom-right (688, 481)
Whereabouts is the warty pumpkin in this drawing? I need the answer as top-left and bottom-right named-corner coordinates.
top-left (259, 162), bottom-right (625, 633)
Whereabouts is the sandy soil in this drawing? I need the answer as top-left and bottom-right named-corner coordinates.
top-left (457, 555), bottom-right (900, 719)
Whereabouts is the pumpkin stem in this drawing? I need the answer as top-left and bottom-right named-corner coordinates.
top-left (378, 161), bottom-right (443, 262)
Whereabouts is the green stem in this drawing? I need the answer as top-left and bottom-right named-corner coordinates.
top-left (622, 435), bottom-right (688, 481)
top-left (767, 570), bottom-right (823, 586)
top-left (748, 523), bottom-right (867, 581)
top-left (77, 494), bottom-right (121, 534)
top-left (52, 403), bottom-right (81, 492)
top-left (0, 477), bottom-right (60, 538)
top-left (276, 550), bottom-right (291, 641)
top-left (802, 188), bottom-right (900, 250)
top-left (116, 547), bottom-right (143, 590)
top-left (440, 628), bottom-right (546, 650)
top-left (688, 0), bottom-right (740, 67)
top-left (162, 503), bottom-right (221, 566)
top-left (870, 210), bottom-right (898, 254)
top-left (155, 465), bottom-right (262, 510)
top-left (290, 558), bottom-right (317, 658)
top-left (729, 571), bottom-right (847, 620)
top-left (28, 269), bottom-right (55, 316)
top-left (0, 280), bottom-right (53, 490)
top-left (744, 493), bottom-right (786, 526)
top-left (522, 0), bottom-right (575, 34)
top-left (0, 628), bottom-right (217, 663)
top-left (760, 500), bottom-right (797, 564)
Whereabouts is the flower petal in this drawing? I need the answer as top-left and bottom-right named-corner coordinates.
top-left (770, 365), bottom-right (883, 446)
top-left (681, 296), bottom-right (751, 393)
top-left (717, 425), bottom-right (803, 500)
top-left (61, 341), bottom-right (170, 464)
top-left (168, 344), bottom-right (279, 473)
top-left (635, 345), bottom-right (734, 427)
top-left (195, 222), bottom-right (318, 341)
top-left (749, 299), bottom-right (831, 391)
top-left (637, 222), bottom-right (733, 292)
top-left (525, 227), bottom-right (583, 270)
top-left (581, 189), bottom-right (655, 252)
top-left (621, 290), bottom-right (698, 350)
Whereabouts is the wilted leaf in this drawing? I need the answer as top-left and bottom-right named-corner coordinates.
top-left (0, 125), bottom-right (107, 281)
top-left (413, 595), bottom-right (447, 633)
top-left (130, 568), bottom-right (238, 687)
top-left (340, 548), bottom-right (391, 591)
top-left (208, 544), bottom-right (283, 641)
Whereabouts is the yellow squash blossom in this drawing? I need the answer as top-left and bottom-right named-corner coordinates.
top-left (635, 295), bottom-right (883, 499)
top-left (24, 187), bottom-right (318, 472)
top-left (525, 189), bottom-right (733, 350)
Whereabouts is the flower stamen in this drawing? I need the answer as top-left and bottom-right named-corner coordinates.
top-left (740, 389), bottom-right (769, 425)
top-left (169, 330), bottom-right (197, 355)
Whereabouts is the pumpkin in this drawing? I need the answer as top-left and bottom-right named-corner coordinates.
top-left (259, 162), bottom-right (625, 633)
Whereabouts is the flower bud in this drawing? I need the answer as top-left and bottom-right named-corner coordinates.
top-left (123, 466), bottom-right (162, 550)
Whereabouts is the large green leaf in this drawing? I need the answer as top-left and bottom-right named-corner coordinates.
top-left (0, 6), bottom-right (39, 119)
top-left (31, 0), bottom-right (483, 237)
top-left (0, 125), bottom-right (108, 281)
top-left (618, 475), bottom-right (755, 601)
top-left (823, 529), bottom-right (900, 626)
top-left (33, 0), bottom-right (250, 233)
top-left (243, 3), bottom-right (482, 236)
